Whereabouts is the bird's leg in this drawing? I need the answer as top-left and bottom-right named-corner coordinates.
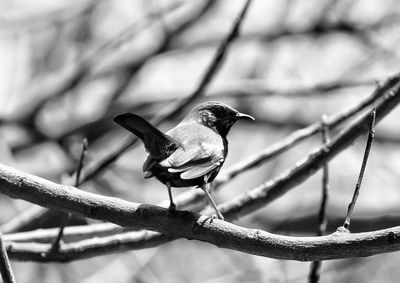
top-left (202, 180), bottom-right (224, 220)
top-left (166, 182), bottom-right (176, 213)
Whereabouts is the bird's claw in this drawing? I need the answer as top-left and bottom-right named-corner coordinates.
top-left (211, 213), bottom-right (224, 221)
top-left (168, 203), bottom-right (176, 213)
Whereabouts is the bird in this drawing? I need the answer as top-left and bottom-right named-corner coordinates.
top-left (113, 101), bottom-right (254, 220)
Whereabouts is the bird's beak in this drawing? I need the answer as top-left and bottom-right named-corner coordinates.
top-left (236, 112), bottom-right (255, 121)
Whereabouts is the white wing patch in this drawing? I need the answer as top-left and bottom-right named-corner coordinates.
top-left (164, 158), bottom-right (223, 180)
top-left (158, 147), bottom-right (199, 168)
top-left (158, 143), bottom-right (224, 180)
top-left (167, 167), bottom-right (191, 173)
top-left (180, 161), bottom-right (221, 179)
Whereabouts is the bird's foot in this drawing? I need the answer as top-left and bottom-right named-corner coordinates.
top-left (168, 203), bottom-right (176, 213)
top-left (211, 212), bottom-right (224, 221)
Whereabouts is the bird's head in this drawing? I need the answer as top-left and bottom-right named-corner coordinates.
top-left (188, 101), bottom-right (254, 137)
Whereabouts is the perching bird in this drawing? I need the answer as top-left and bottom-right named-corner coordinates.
top-left (113, 101), bottom-right (254, 220)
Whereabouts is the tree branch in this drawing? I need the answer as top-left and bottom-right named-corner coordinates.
top-left (51, 138), bottom-right (88, 251)
top-left (1, 163), bottom-right (400, 262)
top-left (309, 115), bottom-right (331, 283)
top-left (4, 223), bottom-right (128, 243)
top-left (0, 232), bottom-right (15, 283)
top-left (7, 230), bottom-right (170, 262)
top-left (343, 109), bottom-right (376, 230)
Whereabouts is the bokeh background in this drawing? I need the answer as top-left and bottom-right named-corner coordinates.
top-left (1, 0), bottom-right (400, 282)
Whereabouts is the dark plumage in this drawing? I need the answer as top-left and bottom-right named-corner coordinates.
top-left (114, 101), bottom-right (254, 219)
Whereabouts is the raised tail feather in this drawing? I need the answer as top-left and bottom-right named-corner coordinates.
top-left (113, 113), bottom-right (178, 160)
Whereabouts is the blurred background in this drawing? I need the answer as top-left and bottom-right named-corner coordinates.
top-left (1, 0), bottom-right (400, 282)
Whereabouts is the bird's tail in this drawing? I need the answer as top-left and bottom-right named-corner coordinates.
top-left (113, 113), bottom-right (178, 160)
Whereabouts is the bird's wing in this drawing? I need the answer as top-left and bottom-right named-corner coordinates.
top-left (159, 147), bottom-right (200, 167)
top-left (159, 142), bottom-right (224, 180)
top-left (180, 159), bottom-right (222, 179)
top-left (155, 121), bottom-right (225, 180)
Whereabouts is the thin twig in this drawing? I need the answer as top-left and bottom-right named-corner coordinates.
top-left (51, 139), bottom-right (88, 252)
top-left (342, 108), bottom-right (376, 230)
top-left (318, 116), bottom-right (331, 234)
top-left (7, 230), bottom-right (168, 262)
top-left (309, 115), bottom-right (330, 283)
top-left (0, 206), bottom-right (47, 234)
top-left (206, 78), bottom-right (374, 98)
top-left (0, 232), bottom-right (16, 283)
top-left (267, 213), bottom-right (400, 234)
top-left (4, 223), bottom-right (128, 243)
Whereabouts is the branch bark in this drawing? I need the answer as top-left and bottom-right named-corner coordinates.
top-left (1, 163), bottom-right (400, 262)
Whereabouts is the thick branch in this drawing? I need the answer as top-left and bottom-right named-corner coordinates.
top-left (1, 164), bottom-right (400, 262)
top-left (7, 210), bottom-right (400, 244)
